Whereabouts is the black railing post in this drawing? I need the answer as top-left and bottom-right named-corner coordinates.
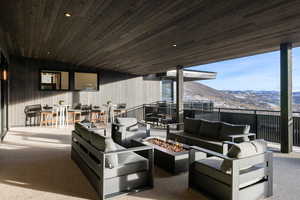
top-left (143, 104), bottom-right (145, 121)
top-left (254, 110), bottom-right (258, 137)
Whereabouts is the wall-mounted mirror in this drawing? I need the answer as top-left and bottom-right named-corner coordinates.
top-left (74, 72), bottom-right (98, 91)
top-left (40, 70), bottom-right (69, 90)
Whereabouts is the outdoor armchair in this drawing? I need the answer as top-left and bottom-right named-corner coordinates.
top-left (112, 117), bottom-right (150, 147)
top-left (189, 141), bottom-right (273, 200)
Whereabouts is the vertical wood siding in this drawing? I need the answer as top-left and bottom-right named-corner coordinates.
top-left (8, 57), bottom-right (161, 127)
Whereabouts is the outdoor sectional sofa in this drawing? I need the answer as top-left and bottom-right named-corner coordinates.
top-left (167, 118), bottom-right (256, 154)
top-left (71, 122), bottom-right (154, 200)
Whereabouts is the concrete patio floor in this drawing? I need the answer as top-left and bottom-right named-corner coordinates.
top-left (0, 127), bottom-right (299, 200)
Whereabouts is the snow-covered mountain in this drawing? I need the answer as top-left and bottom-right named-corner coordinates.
top-left (184, 82), bottom-right (300, 111)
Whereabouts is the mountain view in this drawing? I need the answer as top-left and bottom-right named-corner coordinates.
top-left (184, 81), bottom-right (300, 112)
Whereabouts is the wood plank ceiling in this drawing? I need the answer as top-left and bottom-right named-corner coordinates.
top-left (1, 0), bottom-right (300, 75)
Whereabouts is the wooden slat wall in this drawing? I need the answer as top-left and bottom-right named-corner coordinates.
top-left (8, 57), bottom-right (161, 127)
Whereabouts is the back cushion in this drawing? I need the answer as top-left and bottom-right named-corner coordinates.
top-left (184, 118), bottom-right (201, 135)
top-left (116, 117), bottom-right (137, 127)
top-left (199, 119), bottom-right (222, 139)
top-left (90, 132), bottom-right (118, 168)
top-left (219, 122), bottom-right (250, 142)
top-left (75, 122), bottom-right (93, 141)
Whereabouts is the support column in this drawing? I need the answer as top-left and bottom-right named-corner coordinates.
top-left (176, 65), bottom-right (184, 124)
top-left (280, 43), bottom-right (293, 153)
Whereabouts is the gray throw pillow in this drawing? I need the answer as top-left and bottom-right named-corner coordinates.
top-left (219, 122), bottom-right (250, 142)
top-left (184, 118), bottom-right (201, 135)
top-left (199, 119), bottom-right (221, 139)
top-left (104, 138), bottom-right (118, 169)
top-left (220, 140), bottom-right (267, 173)
top-left (90, 132), bottom-right (118, 168)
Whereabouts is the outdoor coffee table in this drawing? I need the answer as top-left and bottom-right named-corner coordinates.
top-left (132, 137), bottom-right (190, 174)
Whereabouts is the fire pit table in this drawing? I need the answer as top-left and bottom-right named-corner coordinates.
top-left (132, 137), bottom-right (190, 174)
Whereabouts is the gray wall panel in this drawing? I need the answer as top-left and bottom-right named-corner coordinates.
top-left (8, 57), bottom-right (161, 127)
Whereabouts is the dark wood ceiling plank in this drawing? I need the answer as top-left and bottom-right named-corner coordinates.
top-left (2, 0), bottom-right (300, 75)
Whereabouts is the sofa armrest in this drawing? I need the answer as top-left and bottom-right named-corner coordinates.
top-left (112, 122), bottom-right (125, 127)
top-left (189, 146), bottom-right (234, 161)
top-left (226, 133), bottom-right (256, 142)
top-left (105, 146), bottom-right (153, 156)
top-left (125, 121), bottom-right (150, 130)
top-left (223, 141), bottom-right (236, 146)
top-left (126, 122), bottom-right (139, 131)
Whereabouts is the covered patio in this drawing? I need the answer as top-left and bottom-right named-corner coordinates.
top-left (1, 1), bottom-right (300, 200)
top-left (1, 127), bottom-right (300, 200)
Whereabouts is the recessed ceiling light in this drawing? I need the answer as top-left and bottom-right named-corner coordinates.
top-left (172, 44), bottom-right (177, 47)
top-left (64, 12), bottom-right (71, 17)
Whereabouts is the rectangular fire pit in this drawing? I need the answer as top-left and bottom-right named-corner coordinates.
top-left (132, 137), bottom-right (190, 174)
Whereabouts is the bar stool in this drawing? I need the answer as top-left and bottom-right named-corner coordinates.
top-left (99, 111), bottom-right (107, 126)
top-left (90, 110), bottom-right (101, 123)
top-left (51, 107), bottom-right (59, 128)
top-left (40, 111), bottom-right (52, 127)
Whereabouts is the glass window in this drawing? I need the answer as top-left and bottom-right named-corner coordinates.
top-left (40, 70), bottom-right (69, 90)
top-left (162, 80), bottom-right (173, 102)
top-left (74, 72), bottom-right (98, 91)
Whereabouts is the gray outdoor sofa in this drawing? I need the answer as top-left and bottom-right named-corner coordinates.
top-left (112, 117), bottom-right (150, 147)
top-left (167, 118), bottom-right (256, 154)
top-left (71, 122), bottom-right (154, 200)
top-left (189, 140), bottom-right (273, 200)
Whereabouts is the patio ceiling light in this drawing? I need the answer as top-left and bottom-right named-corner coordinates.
top-left (172, 44), bottom-right (177, 47)
top-left (64, 12), bottom-right (72, 17)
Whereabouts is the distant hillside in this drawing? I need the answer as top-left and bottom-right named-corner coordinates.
top-left (184, 82), bottom-right (293, 111)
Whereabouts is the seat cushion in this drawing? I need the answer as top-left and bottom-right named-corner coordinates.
top-left (199, 120), bottom-right (222, 139)
top-left (184, 118), bottom-right (201, 135)
top-left (194, 157), bottom-right (231, 185)
top-left (219, 122), bottom-right (250, 142)
top-left (90, 132), bottom-right (118, 168)
top-left (194, 157), bottom-right (264, 188)
top-left (104, 151), bottom-right (148, 178)
top-left (220, 140), bottom-right (267, 173)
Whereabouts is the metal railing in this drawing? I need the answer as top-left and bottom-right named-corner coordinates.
top-left (122, 103), bottom-right (300, 146)
top-left (214, 108), bottom-right (300, 146)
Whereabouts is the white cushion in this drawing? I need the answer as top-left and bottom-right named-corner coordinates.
top-left (116, 117), bottom-right (137, 126)
top-left (90, 132), bottom-right (118, 168)
top-left (105, 138), bottom-right (118, 169)
top-left (227, 142), bottom-right (257, 159)
top-left (252, 139), bottom-right (267, 154)
top-left (221, 140), bottom-right (267, 173)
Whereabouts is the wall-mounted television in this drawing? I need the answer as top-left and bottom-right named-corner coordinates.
top-left (74, 72), bottom-right (99, 91)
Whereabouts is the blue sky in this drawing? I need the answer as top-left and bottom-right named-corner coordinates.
top-left (188, 47), bottom-right (300, 91)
